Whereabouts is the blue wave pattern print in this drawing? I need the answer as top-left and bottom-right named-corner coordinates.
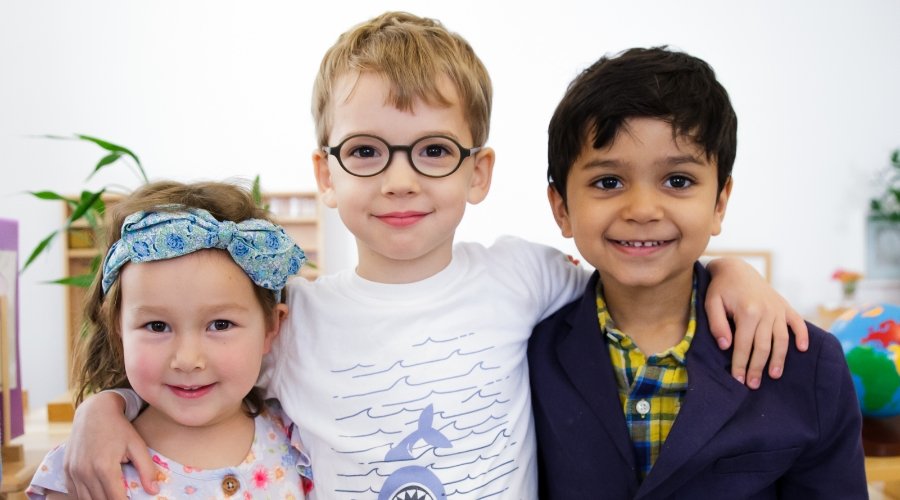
top-left (330, 332), bottom-right (519, 498)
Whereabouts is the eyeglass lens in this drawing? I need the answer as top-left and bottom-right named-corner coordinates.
top-left (338, 136), bottom-right (463, 177)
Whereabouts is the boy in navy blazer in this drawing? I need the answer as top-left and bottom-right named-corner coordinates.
top-left (528, 47), bottom-right (867, 499)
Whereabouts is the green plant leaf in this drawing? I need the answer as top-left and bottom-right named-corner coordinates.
top-left (88, 152), bottom-right (123, 180)
top-left (252, 175), bottom-right (263, 206)
top-left (92, 196), bottom-right (106, 216)
top-left (47, 273), bottom-right (96, 288)
top-left (22, 232), bottom-right (57, 271)
top-left (24, 134), bottom-right (149, 283)
top-left (28, 190), bottom-right (68, 201)
top-left (76, 135), bottom-right (139, 162)
top-left (68, 189), bottom-right (106, 225)
top-left (39, 134), bottom-right (75, 141)
top-left (83, 208), bottom-right (99, 229)
top-left (76, 134), bottom-right (148, 183)
top-left (30, 191), bottom-right (80, 209)
top-left (78, 190), bottom-right (106, 218)
top-left (89, 255), bottom-right (102, 274)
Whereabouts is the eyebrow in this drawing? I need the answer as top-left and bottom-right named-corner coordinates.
top-left (580, 154), bottom-right (705, 170)
top-left (338, 131), bottom-right (463, 144)
top-left (127, 302), bottom-right (253, 316)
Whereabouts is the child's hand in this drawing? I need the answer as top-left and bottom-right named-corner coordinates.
top-left (706, 257), bottom-right (809, 389)
top-left (63, 392), bottom-right (158, 500)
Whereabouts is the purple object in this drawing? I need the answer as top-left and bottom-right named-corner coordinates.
top-left (0, 218), bottom-right (24, 442)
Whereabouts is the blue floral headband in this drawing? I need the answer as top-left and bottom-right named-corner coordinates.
top-left (101, 207), bottom-right (306, 300)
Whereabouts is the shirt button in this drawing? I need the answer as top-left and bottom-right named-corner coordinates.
top-left (636, 399), bottom-right (651, 416)
top-left (222, 474), bottom-right (241, 496)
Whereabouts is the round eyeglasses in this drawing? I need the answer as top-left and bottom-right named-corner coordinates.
top-left (323, 134), bottom-right (482, 178)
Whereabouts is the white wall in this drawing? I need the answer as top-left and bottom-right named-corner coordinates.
top-left (1, 0), bottom-right (899, 408)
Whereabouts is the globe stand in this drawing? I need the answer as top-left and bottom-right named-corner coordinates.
top-left (863, 415), bottom-right (900, 456)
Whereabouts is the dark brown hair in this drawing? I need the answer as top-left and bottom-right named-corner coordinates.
top-left (548, 47), bottom-right (737, 204)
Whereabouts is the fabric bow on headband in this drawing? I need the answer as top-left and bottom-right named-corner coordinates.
top-left (101, 207), bottom-right (307, 298)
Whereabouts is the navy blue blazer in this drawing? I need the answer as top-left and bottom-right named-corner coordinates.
top-left (528, 263), bottom-right (867, 499)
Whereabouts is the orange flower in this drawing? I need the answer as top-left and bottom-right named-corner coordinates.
top-left (832, 269), bottom-right (863, 284)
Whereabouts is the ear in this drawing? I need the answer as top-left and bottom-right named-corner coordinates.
top-left (710, 176), bottom-right (733, 236)
top-left (313, 149), bottom-right (338, 209)
top-left (263, 303), bottom-right (289, 354)
top-left (466, 147), bottom-right (495, 204)
top-left (547, 185), bottom-right (574, 238)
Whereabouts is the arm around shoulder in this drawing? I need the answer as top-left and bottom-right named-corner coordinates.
top-left (64, 390), bottom-right (156, 499)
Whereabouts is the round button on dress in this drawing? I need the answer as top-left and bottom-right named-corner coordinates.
top-left (221, 474), bottom-right (241, 496)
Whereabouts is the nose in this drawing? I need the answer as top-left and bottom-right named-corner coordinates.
top-left (380, 151), bottom-right (421, 196)
top-left (622, 184), bottom-right (663, 223)
top-left (170, 333), bottom-right (205, 372)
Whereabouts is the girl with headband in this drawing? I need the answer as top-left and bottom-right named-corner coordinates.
top-left (27, 181), bottom-right (313, 499)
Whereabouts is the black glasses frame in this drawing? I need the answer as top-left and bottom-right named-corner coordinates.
top-left (323, 134), bottom-right (482, 178)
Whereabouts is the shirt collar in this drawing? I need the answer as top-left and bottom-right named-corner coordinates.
top-left (596, 275), bottom-right (699, 364)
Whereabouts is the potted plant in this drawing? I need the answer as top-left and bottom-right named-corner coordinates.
top-left (23, 135), bottom-right (267, 286)
top-left (866, 148), bottom-right (900, 279)
top-left (23, 135), bottom-right (148, 285)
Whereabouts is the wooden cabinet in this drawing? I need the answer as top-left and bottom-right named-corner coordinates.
top-left (61, 191), bottom-right (322, 385)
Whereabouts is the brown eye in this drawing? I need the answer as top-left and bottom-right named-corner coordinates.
top-left (146, 321), bottom-right (168, 333)
top-left (665, 175), bottom-right (693, 189)
top-left (423, 143), bottom-right (451, 157)
top-left (595, 177), bottom-right (622, 190)
top-left (350, 145), bottom-right (379, 158)
top-left (210, 319), bottom-right (234, 331)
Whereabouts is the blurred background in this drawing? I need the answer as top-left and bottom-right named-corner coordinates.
top-left (1, 0), bottom-right (899, 409)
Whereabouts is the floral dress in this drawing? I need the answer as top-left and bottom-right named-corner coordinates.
top-left (27, 402), bottom-right (313, 499)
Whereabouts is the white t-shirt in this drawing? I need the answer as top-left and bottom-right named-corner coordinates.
top-left (266, 237), bottom-right (588, 499)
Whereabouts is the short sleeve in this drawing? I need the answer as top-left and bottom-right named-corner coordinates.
top-left (26, 444), bottom-right (69, 499)
top-left (490, 236), bottom-right (589, 321)
top-left (107, 388), bottom-right (145, 421)
top-left (261, 400), bottom-right (314, 494)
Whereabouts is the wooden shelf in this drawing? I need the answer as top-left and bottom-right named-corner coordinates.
top-left (67, 248), bottom-right (101, 259)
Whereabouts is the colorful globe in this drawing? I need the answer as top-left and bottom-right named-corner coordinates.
top-left (831, 303), bottom-right (900, 418)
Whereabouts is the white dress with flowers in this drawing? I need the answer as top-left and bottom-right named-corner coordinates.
top-left (27, 402), bottom-right (313, 499)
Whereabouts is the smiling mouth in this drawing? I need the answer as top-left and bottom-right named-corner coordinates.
top-left (613, 240), bottom-right (669, 247)
top-left (376, 211), bottom-right (429, 227)
top-left (168, 384), bottom-right (214, 399)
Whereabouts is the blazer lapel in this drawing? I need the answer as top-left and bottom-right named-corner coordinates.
top-left (556, 273), bottom-right (637, 470)
top-left (637, 264), bottom-right (750, 498)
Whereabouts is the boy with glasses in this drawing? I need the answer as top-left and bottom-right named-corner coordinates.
top-left (63, 13), bottom-right (809, 500)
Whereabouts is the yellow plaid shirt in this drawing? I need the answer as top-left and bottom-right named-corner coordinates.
top-left (598, 280), bottom-right (697, 479)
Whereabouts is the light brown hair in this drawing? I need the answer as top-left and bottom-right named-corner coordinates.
top-left (312, 11), bottom-right (492, 148)
top-left (74, 181), bottom-right (280, 416)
